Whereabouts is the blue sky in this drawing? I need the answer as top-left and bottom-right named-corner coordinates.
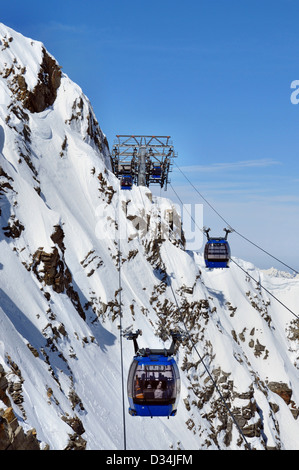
top-left (2, 0), bottom-right (299, 270)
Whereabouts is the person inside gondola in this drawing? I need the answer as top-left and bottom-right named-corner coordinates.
top-left (135, 375), bottom-right (144, 399)
top-left (154, 381), bottom-right (165, 399)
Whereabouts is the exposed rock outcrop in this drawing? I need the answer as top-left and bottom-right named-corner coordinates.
top-left (31, 226), bottom-right (86, 320)
top-left (21, 48), bottom-right (61, 113)
top-left (0, 406), bottom-right (40, 450)
top-left (0, 365), bottom-right (40, 450)
top-left (268, 381), bottom-right (292, 405)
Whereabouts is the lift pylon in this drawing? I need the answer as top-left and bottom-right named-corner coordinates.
top-left (111, 135), bottom-right (177, 190)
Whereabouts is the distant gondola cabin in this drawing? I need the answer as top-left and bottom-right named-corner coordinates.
top-left (121, 175), bottom-right (133, 190)
top-left (204, 228), bottom-right (232, 269)
top-left (152, 165), bottom-right (162, 178)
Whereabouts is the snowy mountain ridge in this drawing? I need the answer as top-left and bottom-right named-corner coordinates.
top-left (0, 23), bottom-right (298, 451)
top-left (261, 267), bottom-right (299, 279)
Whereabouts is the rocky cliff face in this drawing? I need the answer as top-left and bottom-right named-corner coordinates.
top-left (0, 23), bottom-right (298, 451)
top-left (0, 364), bottom-right (40, 450)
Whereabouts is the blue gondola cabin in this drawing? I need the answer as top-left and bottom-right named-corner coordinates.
top-left (152, 166), bottom-right (162, 178)
top-left (204, 228), bottom-right (232, 269)
top-left (127, 356), bottom-right (180, 417)
top-left (126, 330), bottom-right (182, 417)
top-left (121, 175), bottom-right (133, 190)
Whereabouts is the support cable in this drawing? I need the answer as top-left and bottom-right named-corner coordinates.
top-left (168, 282), bottom-right (252, 450)
top-left (117, 197), bottom-right (127, 451)
top-left (138, 184), bottom-right (251, 449)
top-left (169, 182), bottom-right (299, 321)
top-left (230, 258), bottom-right (299, 320)
top-left (174, 162), bottom-right (299, 275)
top-left (137, 180), bottom-right (296, 447)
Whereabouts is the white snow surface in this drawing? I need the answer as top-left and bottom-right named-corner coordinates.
top-left (0, 23), bottom-right (298, 451)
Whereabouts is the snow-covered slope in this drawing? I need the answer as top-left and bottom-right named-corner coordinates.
top-left (0, 23), bottom-right (298, 451)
